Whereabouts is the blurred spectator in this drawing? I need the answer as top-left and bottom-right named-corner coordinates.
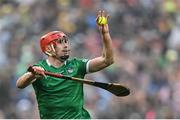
top-left (1, 0), bottom-right (180, 118)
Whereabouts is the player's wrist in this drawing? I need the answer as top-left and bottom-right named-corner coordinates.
top-left (101, 31), bottom-right (109, 35)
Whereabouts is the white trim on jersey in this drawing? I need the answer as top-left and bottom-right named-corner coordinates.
top-left (86, 60), bottom-right (91, 73)
top-left (46, 59), bottom-right (51, 66)
top-left (46, 59), bottom-right (67, 66)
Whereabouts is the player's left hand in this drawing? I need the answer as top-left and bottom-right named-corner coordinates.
top-left (96, 10), bottom-right (110, 34)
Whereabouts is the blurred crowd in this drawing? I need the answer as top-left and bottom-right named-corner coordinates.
top-left (1, 0), bottom-right (180, 118)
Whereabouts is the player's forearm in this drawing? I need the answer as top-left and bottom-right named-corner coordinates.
top-left (16, 72), bottom-right (36, 89)
top-left (101, 32), bottom-right (114, 65)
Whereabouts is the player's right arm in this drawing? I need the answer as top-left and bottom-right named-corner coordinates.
top-left (16, 66), bottom-right (44, 89)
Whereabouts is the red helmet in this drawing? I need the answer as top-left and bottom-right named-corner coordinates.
top-left (40, 31), bottom-right (66, 53)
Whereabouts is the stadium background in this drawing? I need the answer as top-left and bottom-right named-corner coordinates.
top-left (0, 0), bottom-right (180, 118)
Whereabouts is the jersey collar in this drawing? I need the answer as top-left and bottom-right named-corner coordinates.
top-left (46, 59), bottom-right (67, 66)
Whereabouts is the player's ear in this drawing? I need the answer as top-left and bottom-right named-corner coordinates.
top-left (45, 45), bottom-right (52, 52)
top-left (44, 45), bottom-right (53, 56)
top-left (44, 44), bottom-right (56, 56)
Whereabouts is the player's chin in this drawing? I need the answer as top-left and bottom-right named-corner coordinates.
top-left (58, 55), bottom-right (69, 61)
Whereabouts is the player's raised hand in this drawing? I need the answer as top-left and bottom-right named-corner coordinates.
top-left (96, 10), bottom-right (110, 34)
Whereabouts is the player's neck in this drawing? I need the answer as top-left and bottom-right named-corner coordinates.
top-left (47, 56), bottom-right (64, 68)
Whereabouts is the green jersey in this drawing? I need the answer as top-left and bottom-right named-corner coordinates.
top-left (32, 57), bottom-right (91, 119)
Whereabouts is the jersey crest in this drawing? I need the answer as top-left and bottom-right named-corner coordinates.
top-left (67, 67), bottom-right (74, 73)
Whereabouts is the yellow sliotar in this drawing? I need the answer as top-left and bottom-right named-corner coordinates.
top-left (98, 16), bottom-right (107, 25)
